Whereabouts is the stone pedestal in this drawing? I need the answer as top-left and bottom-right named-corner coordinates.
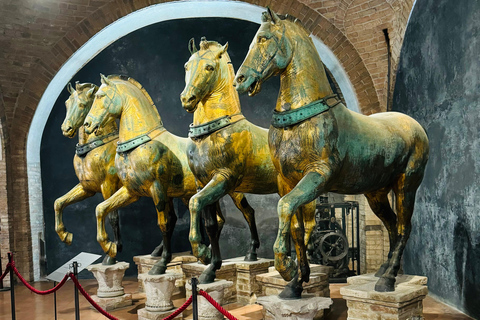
top-left (134, 252), bottom-right (196, 292)
top-left (186, 279), bottom-right (234, 320)
top-left (86, 262), bottom-right (132, 310)
top-left (138, 308), bottom-right (183, 320)
top-left (257, 294), bottom-right (333, 320)
top-left (340, 274), bottom-right (428, 320)
top-left (229, 257), bottom-right (273, 304)
top-left (257, 265), bottom-right (331, 298)
top-left (139, 272), bottom-right (182, 312)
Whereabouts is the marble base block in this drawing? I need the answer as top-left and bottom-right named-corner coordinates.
top-left (229, 257), bottom-right (273, 304)
top-left (340, 274), bottom-right (428, 320)
top-left (139, 272), bottom-right (182, 312)
top-left (134, 252), bottom-right (196, 292)
top-left (186, 279), bottom-right (234, 320)
top-left (86, 261), bottom-right (129, 298)
top-left (137, 307), bottom-right (183, 320)
top-left (257, 265), bottom-right (331, 298)
top-left (257, 294), bottom-right (333, 320)
top-left (90, 293), bottom-right (133, 311)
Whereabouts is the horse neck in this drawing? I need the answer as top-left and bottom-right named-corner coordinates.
top-left (276, 28), bottom-right (333, 112)
top-left (193, 59), bottom-right (241, 125)
top-left (79, 116), bottom-right (118, 144)
top-left (118, 87), bottom-right (163, 142)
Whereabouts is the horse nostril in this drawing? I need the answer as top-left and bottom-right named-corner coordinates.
top-left (84, 121), bottom-right (90, 128)
top-left (236, 75), bottom-right (245, 84)
top-left (188, 95), bottom-right (196, 103)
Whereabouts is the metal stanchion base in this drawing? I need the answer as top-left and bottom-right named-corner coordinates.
top-left (0, 287), bottom-right (10, 292)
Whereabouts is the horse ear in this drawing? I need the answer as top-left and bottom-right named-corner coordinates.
top-left (217, 42), bottom-right (229, 59)
top-left (67, 82), bottom-right (74, 94)
top-left (100, 73), bottom-right (111, 86)
top-left (267, 7), bottom-right (281, 24)
top-left (75, 81), bottom-right (81, 91)
top-left (188, 38), bottom-right (198, 55)
top-left (86, 86), bottom-right (97, 99)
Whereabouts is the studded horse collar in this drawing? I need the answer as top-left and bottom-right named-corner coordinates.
top-left (116, 125), bottom-right (166, 153)
top-left (271, 94), bottom-right (341, 128)
top-left (188, 113), bottom-right (245, 139)
top-left (76, 131), bottom-right (119, 156)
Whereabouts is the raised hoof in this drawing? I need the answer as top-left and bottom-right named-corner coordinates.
top-left (199, 270), bottom-right (216, 284)
top-left (244, 252), bottom-right (258, 262)
top-left (374, 277), bottom-right (395, 292)
top-left (102, 255), bottom-right (117, 265)
top-left (148, 264), bottom-right (167, 275)
top-left (151, 244), bottom-right (164, 257)
top-left (278, 275), bottom-right (303, 299)
top-left (64, 232), bottom-right (73, 246)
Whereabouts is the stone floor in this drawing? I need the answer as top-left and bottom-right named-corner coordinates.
top-left (0, 277), bottom-right (473, 319)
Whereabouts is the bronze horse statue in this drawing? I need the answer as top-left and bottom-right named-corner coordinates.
top-left (234, 8), bottom-right (429, 295)
top-left (180, 38), bottom-right (317, 284)
top-left (84, 75), bottom-right (259, 276)
top-left (55, 82), bottom-right (122, 264)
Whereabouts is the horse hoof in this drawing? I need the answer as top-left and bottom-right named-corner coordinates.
top-left (148, 265), bottom-right (167, 275)
top-left (102, 255), bottom-right (117, 265)
top-left (278, 275), bottom-right (303, 299)
top-left (64, 232), bottom-right (73, 245)
top-left (151, 244), bottom-right (163, 257)
top-left (244, 252), bottom-right (258, 262)
top-left (374, 263), bottom-right (388, 277)
top-left (375, 277), bottom-right (395, 292)
top-left (199, 271), bottom-right (216, 284)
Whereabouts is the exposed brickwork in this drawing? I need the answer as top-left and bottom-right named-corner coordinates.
top-left (0, 0), bottom-right (414, 279)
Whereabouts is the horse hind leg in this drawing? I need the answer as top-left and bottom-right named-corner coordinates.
top-left (199, 202), bottom-right (222, 284)
top-left (230, 192), bottom-right (260, 261)
top-left (300, 200), bottom-right (316, 259)
top-left (375, 173), bottom-right (421, 292)
top-left (364, 188), bottom-right (398, 278)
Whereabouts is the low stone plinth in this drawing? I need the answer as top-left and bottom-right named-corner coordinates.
top-left (139, 272), bottom-right (182, 312)
top-left (340, 274), bottom-right (428, 320)
top-left (87, 261), bottom-right (130, 298)
top-left (256, 271), bottom-right (330, 298)
top-left (257, 294), bottom-right (333, 320)
top-left (90, 293), bottom-right (133, 311)
top-left (228, 257), bottom-right (273, 304)
top-left (182, 259), bottom-right (237, 303)
top-left (138, 307), bottom-right (183, 320)
top-left (134, 252), bottom-right (196, 292)
top-left (267, 264), bottom-right (334, 278)
top-left (186, 279), bottom-right (234, 320)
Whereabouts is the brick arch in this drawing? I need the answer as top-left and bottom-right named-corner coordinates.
top-left (8, 0), bottom-right (380, 279)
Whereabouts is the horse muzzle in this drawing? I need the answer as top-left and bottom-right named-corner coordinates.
top-left (234, 71), bottom-right (262, 96)
top-left (180, 91), bottom-right (198, 113)
top-left (61, 122), bottom-right (76, 138)
top-left (84, 117), bottom-right (100, 135)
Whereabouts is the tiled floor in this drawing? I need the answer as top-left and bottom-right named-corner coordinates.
top-left (0, 277), bottom-right (473, 320)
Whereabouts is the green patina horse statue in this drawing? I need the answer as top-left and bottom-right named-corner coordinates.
top-left (84, 75), bottom-right (259, 275)
top-left (55, 82), bottom-right (122, 265)
top-left (180, 38), bottom-right (317, 284)
top-left (234, 8), bottom-right (429, 296)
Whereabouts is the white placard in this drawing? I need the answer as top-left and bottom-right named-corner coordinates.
top-left (46, 252), bottom-right (101, 282)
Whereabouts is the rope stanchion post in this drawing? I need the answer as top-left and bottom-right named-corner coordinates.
top-left (191, 277), bottom-right (198, 320)
top-left (8, 252), bottom-right (15, 320)
top-left (0, 253), bottom-right (10, 292)
top-left (72, 261), bottom-right (80, 320)
top-left (53, 281), bottom-right (58, 320)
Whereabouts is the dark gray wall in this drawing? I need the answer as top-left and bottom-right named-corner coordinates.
top-left (42, 18), bottom-right (281, 277)
top-left (393, 0), bottom-right (480, 317)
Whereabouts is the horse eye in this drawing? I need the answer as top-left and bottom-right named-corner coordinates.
top-left (258, 36), bottom-right (267, 43)
top-left (206, 65), bottom-right (214, 71)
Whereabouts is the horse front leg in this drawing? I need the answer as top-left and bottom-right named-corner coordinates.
top-left (54, 183), bottom-right (95, 245)
top-left (101, 181), bottom-right (123, 256)
top-left (96, 187), bottom-right (139, 264)
top-left (230, 192), bottom-right (260, 261)
top-left (189, 174), bottom-right (230, 265)
top-left (199, 202), bottom-right (222, 284)
top-left (275, 170), bottom-right (330, 299)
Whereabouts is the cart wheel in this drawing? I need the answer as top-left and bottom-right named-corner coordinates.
top-left (319, 231), bottom-right (349, 262)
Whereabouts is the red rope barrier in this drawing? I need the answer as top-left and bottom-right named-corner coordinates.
top-left (198, 290), bottom-right (238, 320)
top-left (69, 273), bottom-right (119, 320)
top-left (11, 263), bottom-right (69, 295)
top-left (0, 263), bottom-right (10, 282)
top-left (161, 295), bottom-right (193, 320)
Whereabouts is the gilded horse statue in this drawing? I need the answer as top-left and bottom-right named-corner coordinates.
top-left (55, 82), bottom-right (122, 264)
top-left (234, 8), bottom-right (429, 295)
top-left (84, 75), bottom-right (258, 275)
top-left (180, 38), bottom-right (316, 284)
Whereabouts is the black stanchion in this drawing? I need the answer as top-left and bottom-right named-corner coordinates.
top-left (0, 253), bottom-right (10, 292)
top-left (192, 277), bottom-right (198, 320)
top-left (8, 253), bottom-right (15, 320)
top-left (72, 261), bottom-right (80, 320)
top-left (53, 281), bottom-right (57, 320)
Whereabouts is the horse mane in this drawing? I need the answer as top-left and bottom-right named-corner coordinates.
top-left (198, 38), bottom-right (232, 63)
top-left (262, 11), bottom-right (309, 34)
top-left (75, 82), bottom-right (97, 92)
top-left (107, 74), bottom-right (156, 107)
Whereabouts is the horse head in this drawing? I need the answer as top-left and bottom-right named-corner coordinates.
top-left (234, 7), bottom-right (294, 96)
top-left (62, 82), bottom-right (98, 138)
top-left (180, 37), bottom-right (229, 113)
top-left (84, 74), bottom-right (123, 136)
